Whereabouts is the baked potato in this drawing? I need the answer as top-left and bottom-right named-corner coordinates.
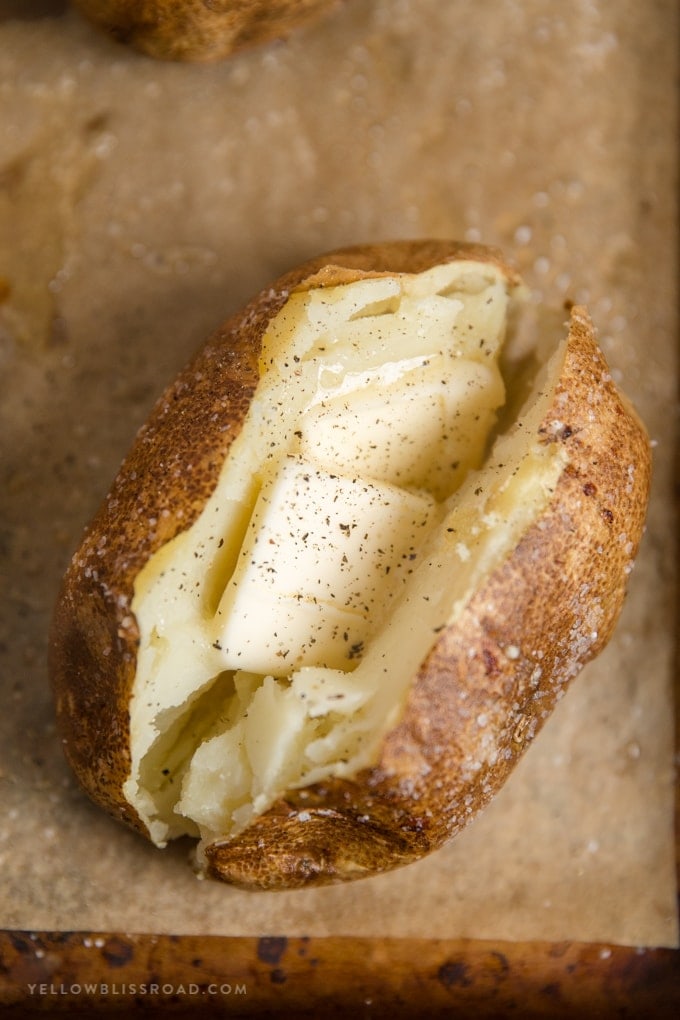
top-left (49, 241), bottom-right (651, 889)
top-left (70, 0), bottom-right (338, 62)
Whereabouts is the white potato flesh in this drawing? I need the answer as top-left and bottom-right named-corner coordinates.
top-left (299, 357), bottom-right (504, 499)
top-left (126, 261), bottom-right (566, 847)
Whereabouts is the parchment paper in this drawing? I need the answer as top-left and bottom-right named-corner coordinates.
top-left (0, 0), bottom-right (677, 947)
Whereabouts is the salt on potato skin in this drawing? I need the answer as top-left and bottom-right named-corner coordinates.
top-left (48, 242), bottom-right (651, 888)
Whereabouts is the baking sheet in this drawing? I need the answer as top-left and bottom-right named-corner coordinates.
top-left (0, 0), bottom-right (677, 947)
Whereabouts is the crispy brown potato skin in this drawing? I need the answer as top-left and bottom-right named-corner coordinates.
top-left (202, 306), bottom-right (652, 888)
top-left (71, 0), bottom-right (339, 62)
top-left (49, 242), bottom-right (507, 837)
top-left (49, 242), bottom-right (651, 886)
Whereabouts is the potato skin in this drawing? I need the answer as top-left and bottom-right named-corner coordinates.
top-left (71, 0), bottom-right (339, 62)
top-left (49, 242), bottom-right (651, 885)
top-left (200, 306), bottom-right (652, 888)
top-left (49, 242), bottom-right (511, 837)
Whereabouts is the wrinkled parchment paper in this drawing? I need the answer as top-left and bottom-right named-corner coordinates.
top-left (0, 0), bottom-right (677, 947)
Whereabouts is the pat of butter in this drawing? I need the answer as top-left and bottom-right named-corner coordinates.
top-left (214, 457), bottom-right (436, 675)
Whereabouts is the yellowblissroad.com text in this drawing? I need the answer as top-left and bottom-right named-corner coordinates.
top-left (27, 981), bottom-right (247, 997)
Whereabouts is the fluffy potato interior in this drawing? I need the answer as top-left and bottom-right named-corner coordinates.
top-left (126, 261), bottom-right (567, 847)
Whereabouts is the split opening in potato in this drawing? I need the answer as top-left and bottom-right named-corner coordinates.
top-left (124, 261), bottom-right (564, 848)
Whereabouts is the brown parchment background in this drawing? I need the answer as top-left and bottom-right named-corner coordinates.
top-left (0, 0), bottom-right (677, 947)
